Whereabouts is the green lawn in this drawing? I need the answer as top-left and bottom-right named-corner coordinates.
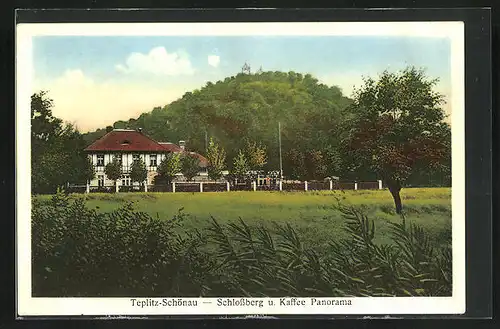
top-left (34, 187), bottom-right (451, 249)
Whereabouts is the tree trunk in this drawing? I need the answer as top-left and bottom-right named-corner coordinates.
top-left (387, 181), bottom-right (403, 214)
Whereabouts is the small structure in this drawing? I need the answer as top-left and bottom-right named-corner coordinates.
top-left (84, 128), bottom-right (208, 190)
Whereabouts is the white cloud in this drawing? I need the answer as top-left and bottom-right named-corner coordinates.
top-left (207, 55), bottom-right (220, 68)
top-left (34, 69), bottom-right (194, 132)
top-left (115, 46), bottom-right (195, 76)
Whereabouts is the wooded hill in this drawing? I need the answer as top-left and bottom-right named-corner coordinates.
top-left (83, 71), bottom-right (353, 179)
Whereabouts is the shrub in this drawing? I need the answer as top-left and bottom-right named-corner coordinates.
top-left (32, 191), bottom-right (216, 297)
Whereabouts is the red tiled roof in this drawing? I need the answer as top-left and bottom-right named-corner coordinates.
top-left (84, 130), bottom-right (167, 152)
top-left (85, 130), bottom-right (209, 167)
top-left (188, 152), bottom-right (209, 167)
top-left (158, 142), bottom-right (183, 152)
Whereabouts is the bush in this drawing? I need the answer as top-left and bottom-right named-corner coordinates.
top-left (32, 191), bottom-right (452, 297)
top-left (32, 191), bottom-right (216, 297)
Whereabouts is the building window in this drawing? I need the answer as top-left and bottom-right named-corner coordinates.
top-left (121, 174), bottom-right (131, 186)
top-left (132, 154), bottom-right (140, 162)
top-left (97, 175), bottom-right (104, 187)
top-left (97, 155), bottom-right (104, 166)
top-left (150, 154), bottom-right (157, 167)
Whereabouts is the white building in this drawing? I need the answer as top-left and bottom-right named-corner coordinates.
top-left (84, 128), bottom-right (208, 188)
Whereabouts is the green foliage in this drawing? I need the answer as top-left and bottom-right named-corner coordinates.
top-left (31, 91), bottom-right (62, 146)
top-left (245, 140), bottom-right (267, 170)
top-left (206, 138), bottom-right (226, 181)
top-left (181, 155), bottom-right (200, 181)
top-left (104, 156), bottom-right (122, 183)
top-left (327, 203), bottom-right (451, 296)
top-left (284, 149), bottom-right (327, 181)
top-left (32, 193), bottom-right (452, 297)
top-left (284, 148), bottom-right (307, 180)
top-left (31, 91), bottom-right (94, 193)
top-left (232, 150), bottom-right (250, 182)
top-left (344, 67), bottom-right (450, 182)
top-left (32, 191), bottom-right (215, 297)
top-left (130, 158), bottom-right (147, 184)
top-left (156, 153), bottom-right (181, 184)
top-left (342, 67), bottom-right (451, 212)
top-left (84, 156), bottom-right (95, 182)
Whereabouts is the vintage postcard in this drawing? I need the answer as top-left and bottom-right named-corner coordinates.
top-left (16, 21), bottom-right (465, 316)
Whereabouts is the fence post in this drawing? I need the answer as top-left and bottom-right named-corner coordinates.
top-left (200, 182), bottom-right (203, 192)
top-left (354, 182), bottom-right (358, 190)
top-left (378, 180), bottom-right (383, 190)
top-left (172, 182), bottom-right (176, 193)
top-left (115, 182), bottom-right (119, 193)
top-left (144, 181), bottom-right (148, 192)
top-left (86, 181), bottom-right (90, 194)
top-left (226, 181), bottom-right (230, 192)
top-left (252, 181), bottom-right (257, 191)
top-left (279, 180), bottom-right (283, 191)
top-left (329, 180), bottom-right (333, 190)
top-left (304, 181), bottom-right (308, 191)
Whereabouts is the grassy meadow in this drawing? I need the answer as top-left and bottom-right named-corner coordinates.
top-left (34, 187), bottom-right (451, 249)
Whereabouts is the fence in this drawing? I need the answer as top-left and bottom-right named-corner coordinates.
top-left (337, 182), bottom-right (356, 190)
top-left (72, 180), bottom-right (383, 194)
top-left (282, 182), bottom-right (306, 191)
top-left (175, 183), bottom-right (201, 193)
top-left (231, 182), bottom-right (252, 191)
top-left (202, 182), bottom-right (228, 192)
top-left (118, 186), bottom-right (143, 193)
top-left (88, 186), bottom-right (114, 193)
top-left (147, 184), bottom-right (173, 193)
top-left (357, 181), bottom-right (380, 190)
top-left (307, 181), bottom-right (330, 191)
top-left (256, 184), bottom-right (280, 191)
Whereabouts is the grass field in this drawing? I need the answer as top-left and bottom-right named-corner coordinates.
top-left (34, 187), bottom-right (451, 249)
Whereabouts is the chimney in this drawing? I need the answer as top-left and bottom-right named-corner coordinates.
top-left (179, 140), bottom-right (186, 151)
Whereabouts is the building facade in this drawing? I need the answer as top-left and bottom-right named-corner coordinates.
top-left (85, 129), bottom-right (208, 187)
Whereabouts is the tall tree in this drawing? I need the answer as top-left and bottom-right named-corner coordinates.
top-left (31, 91), bottom-right (62, 152)
top-left (244, 140), bottom-right (267, 182)
top-left (342, 67), bottom-right (450, 214)
top-left (181, 155), bottom-right (200, 182)
top-left (232, 150), bottom-right (250, 183)
top-left (104, 156), bottom-right (122, 190)
top-left (84, 156), bottom-right (96, 183)
top-left (155, 153), bottom-right (181, 184)
top-left (31, 91), bottom-right (94, 193)
top-left (245, 140), bottom-right (267, 170)
top-left (206, 137), bottom-right (226, 181)
top-left (130, 158), bottom-right (148, 186)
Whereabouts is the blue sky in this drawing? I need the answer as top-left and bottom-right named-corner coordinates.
top-left (33, 35), bottom-right (452, 132)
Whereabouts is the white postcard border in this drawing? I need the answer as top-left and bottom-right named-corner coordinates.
top-left (16, 21), bottom-right (465, 316)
